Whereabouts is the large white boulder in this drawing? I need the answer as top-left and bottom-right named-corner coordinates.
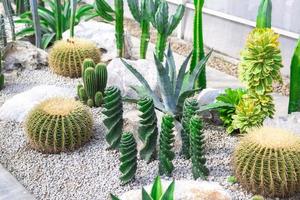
top-left (120, 180), bottom-right (231, 200)
top-left (107, 58), bottom-right (159, 98)
top-left (197, 88), bottom-right (224, 106)
top-left (264, 112), bottom-right (300, 135)
top-left (0, 85), bottom-right (76, 122)
top-left (63, 20), bottom-right (133, 62)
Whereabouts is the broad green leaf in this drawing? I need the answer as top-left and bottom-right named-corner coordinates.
top-left (150, 176), bottom-right (163, 200)
top-left (41, 33), bottom-right (55, 49)
top-left (160, 181), bottom-right (175, 200)
top-left (142, 188), bottom-right (153, 200)
top-left (197, 102), bottom-right (234, 113)
top-left (167, 4), bottom-right (185, 36)
top-left (110, 194), bottom-right (121, 200)
top-left (165, 43), bottom-right (176, 92)
top-left (128, 0), bottom-right (141, 23)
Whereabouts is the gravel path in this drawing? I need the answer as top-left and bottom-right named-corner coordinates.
top-left (0, 68), bottom-right (299, 200)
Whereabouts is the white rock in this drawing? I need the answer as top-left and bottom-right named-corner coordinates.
top-left (120, 180), bottom-right (231, 200)
top-left (62, 20), bottom-right (133, 62)
top-left (197, 88), bottom-right (224, 106)
top-left (264, 112), bottom-right (300, 134)
top-left (107, 58), bottom-right (159, 98)
top-left (3, 41), bottom-right (48, 72)
top-left (0, 85), bottom-right (76, 122)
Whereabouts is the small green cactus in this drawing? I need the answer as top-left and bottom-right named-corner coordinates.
top-left (48, 38), bottom-right (101, 78)
top-left (25, 98), bottom-right (94, 153)
top-left (190, 115), bottom-right (209, 179)
top-left (77, 59), bottom-right (107, 107)
top-left (119, 132), bottom-right (137, 184)
top-left (137, 96), bottom-right (159, 162)
top-left (159, 114), bottom-right (175, 177)
top-left (181, 98), bottom-right (199, 159)
top-left (102, 86), bottom-right (123, 149)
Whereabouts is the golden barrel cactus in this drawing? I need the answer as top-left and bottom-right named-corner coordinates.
top-left (233, 127), bottom-right (300, 197)
top-left (25, 98), bottom-right (93, 153)
top-left (48, 38), bottom-right (101, 78)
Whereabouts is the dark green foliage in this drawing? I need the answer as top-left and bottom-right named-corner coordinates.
top-left (159, 114), bottom-right (175, 177)
top-left (181, 98), bottom-right (199, 159)
top-left (190, 115), bottom-right (209, 179)
top-left (289, 38), bottom-right (300, 113)
top-left (216, 88), bottom-right (246, 134)
top-left (0, 51), bottom-right (4, 90)
top-left (256, 0), bottom-right (272, 28)
top-left (119, 132), bottom-right (137, 184)
top-left (137, 96), bottom-right (159, 162)
top-left (102, 86), bottom-right (123, 149)
top-left (77, 59), bottom-right (107, 107)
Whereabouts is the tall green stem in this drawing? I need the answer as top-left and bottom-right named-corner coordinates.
top-left (256, 0), bottom-right (272, 28)
top-left (140, 19), bottom-right (150, 59)
top-left (191, 0), bottom-right (205, 89)
top-left (55, 0), bottom-right (62, 40)
top-left (288, 38), bottom-right (300, 113)
top-left (114, 0), bottom-right (124, 57)
top-left (156, 33), bottom-right (167, 62)
top-left (70, 0), bottom-right (77, 38)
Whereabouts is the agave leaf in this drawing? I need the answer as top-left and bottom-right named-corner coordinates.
top-left (130, 85), bottom-right (149, 99)
top-left (155, 1), bottom-right (169, 34)
top-left (150, 176), bottom-right (163, 200)
top-left (94, 0), bottom-right (114, 22)
top-left (110, 194), bottom-right (121, 200)
top-left (197, 102), bottom-right (234, 113)
top-left (176, 88), bottom-right (201, 114)
top-left (128, 0), bottom-right (141, 23)
top-left (160, 180), bottom-right (175, 200)
top-left (165, 43), bottom-right (176, 92)
top-left (167, 4), bottom-right (185, 36)
top-left (154, 53), bottom-right (176, 113)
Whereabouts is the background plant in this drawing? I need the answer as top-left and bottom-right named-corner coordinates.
top-left (148, 0), bottom-right (185, 61)
top-left (15, 0), bottom-right (94, 48)
top-left (288, 37), bottom-right (300, 113)
top-left (0, 14), bottom-right (6, 90)
top-left (2, 0), bottom-right (16, 42)
top-left (29, 0), bottom-right (41, 48)
top-left (122, 45), bottom-right (212, 118)
top-left (119, 132), bottom-right (137, 184)
top-left (102, 86), bottom-right (123, 149)
top-left (0, 50), bottom-right (4, 90)
top-left (256, 0), bottom-right (272, 28)
top-left (159, 114), bottom-right (175, 177)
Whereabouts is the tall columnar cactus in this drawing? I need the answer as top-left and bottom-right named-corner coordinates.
top-left (190, 115), bottom-right (209, 179)
top-left (0, 51), bottom-right (4, 90)
top-left (137, 96), bottom-right (159, 162)
top-left (77, 60), bottom-right (107, 107)
top-left (191, 0), bottom-right (206, 89)
top-left (149, 0), bottom-right (185, 61)
top-left (119, 132), bottom-right (137, 184)
top-left (94, 0), bottom-right (124, 57)
top-left (159, 114), bottom-right (175, 177)
top-left (233, 127), bottom-right (300, 197)
top-left (232, 28), bottom-right (283, 133)
top-left (49, 38), bottom-right (101, 78)
top-left (181, 98), bottom-right (199, 159)
top-left (288, 38), bottom-right (300, 113)
top-left (256, 0), bottom-right (272, 28)
top-left (102, 86), bottom-right (123, 149)
top-left (24, 98), bottom-right (94, 153)
top-left (128, 0), bottom-right (159, 59)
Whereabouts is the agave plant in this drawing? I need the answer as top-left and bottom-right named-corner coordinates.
top-left (111, 176), bottom-right (175, 200)
top-left (122, 44), bottom-right (212, 118)
top-left (256, 0), bottom-right (272, 28)
top-left (15, 0), bottom-right (94, 48)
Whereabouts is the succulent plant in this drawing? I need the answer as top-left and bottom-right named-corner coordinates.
top-left (256, 0), bottom-right (272, 28)
top-left (181, 98), bottom-right (199, 159)
top-left (24, 97), bottom-right (93, 153)
top-left (233, 127), bottom-right (300, 197)
top-left (48, 38), bottom-right (101, 78)
top-left (288, 37), bottom-right (300, 113)
top-left (191, 0), bottom-right (206, 89)
top-left (119, 132), bottom-right (137, 184)
top-left (233, 28), bottom-right (282, 133)
top-left (111, 176), bottom-right (175, 200)
top-left (159, 114), bottom-right (175, 177)
top-left (137, 96), bottom-right (159, 162)
top-left (94, 0), bottom-right (124, 57)
top-left (148, 0), bottom-right (185, 61)
top-left (102, 86), bottom-right (123, 149)
top-left (122, 45), bottom-right (212, 118)
top-left (190, 115), bottom-right (209, 179)
top-left (216, 88), bottom-right (246, 134)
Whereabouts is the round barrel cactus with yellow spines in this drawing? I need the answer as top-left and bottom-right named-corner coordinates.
top-left (25, 98), bottom-right (93, 153)
top-left (48, 38), bottom-right (101, 78)
top-left (233, 127), bottom-right (300, 198)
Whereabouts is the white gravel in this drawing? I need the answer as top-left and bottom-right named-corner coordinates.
top-left (0, 68), bottom-right (299, 200)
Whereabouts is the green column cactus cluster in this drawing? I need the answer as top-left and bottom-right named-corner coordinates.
top-left (233, 127), bottom-right (300, 198)
top-left (232, 28), bottom-right (283, 133)
top-left (48, 38), bottom-right (101, 78)
top-left (102, 86), bottom-right (123, 149)
top-left (137, 96), bottom-right (159, 162)
top-left (149, 0), bottom-right (185, 61)
top-left (159, 114), bottom-right (175, 177)
top-left (181, 98), bottom-right (199, 159)
top-left (189, 115), bottom-right (209, 179)
top-left (119, 132), bottom-right (138, 184)
top-left (77, 59), bottom-right (107, 107)
top-left (24, 98), bottom-right (94, 153)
